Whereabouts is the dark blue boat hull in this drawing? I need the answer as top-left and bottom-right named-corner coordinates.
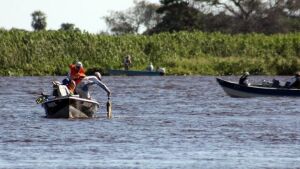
top-left (216, 78), bottom-right (300, 97)
top-left (109, 69), bottom-right (164, 76)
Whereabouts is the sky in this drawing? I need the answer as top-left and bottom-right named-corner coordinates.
top-left (0, 0), bottom-right (160, 33)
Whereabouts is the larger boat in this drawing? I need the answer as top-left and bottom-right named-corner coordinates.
top-left (216, 77), bottom-right (300, 97)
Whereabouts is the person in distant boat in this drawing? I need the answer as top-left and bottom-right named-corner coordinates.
top-left (63, 61), bottom-right (86, 94)
top-left (146, 62), bottom-right (154, 72)
top-left (239, 72), bottom-right (250, 86)
top-left (75, 72), bottom-right (111, 99)
top-left (157, 67), bottom-right (166, 75)
top-left (123, 55), bottom-right (132, 71)
top-left (285, 72), bottom-right (300, 89)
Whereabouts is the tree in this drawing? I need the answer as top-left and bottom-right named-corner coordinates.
top-left (104, 11), bottom-right (136, 35)
top-left (194, 0), bottom-right (300, 33)
top-left (103, 0), bottom-right (162, 35)
top-left (31, 10), bottom-right (47, 31)
top-left (60, 23), bottom-right (80, 31)
top-left (134, 0), bottom-right (162, 31)
top-left (193, 0), bottom-right (265, 33)
top-left (147, 0), bottom-right (205, 34)
top-left (285, 0), bottom-right (300, 16)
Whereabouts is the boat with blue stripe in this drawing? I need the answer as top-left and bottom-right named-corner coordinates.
top-left (109, 69), bottom-right (165, 76)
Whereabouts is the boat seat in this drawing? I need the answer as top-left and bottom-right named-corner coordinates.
top-left (52, 81), bottom-right (71, 97)
top-left (57, 85), bottom-right (71, 96)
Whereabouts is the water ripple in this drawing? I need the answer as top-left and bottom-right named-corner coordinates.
top-left (0, 76), bottom-right (300, 168)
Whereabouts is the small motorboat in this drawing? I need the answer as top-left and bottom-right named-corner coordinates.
top-left (216, 77), bottom-right (300, 97)
top-left (108, 68), bottom-right (165, 76)
top-left (41, 95), bottom-right (99, 118)
top-left (36, 81), bottom-right (100, 118)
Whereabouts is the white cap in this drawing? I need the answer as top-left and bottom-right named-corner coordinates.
top-left (95, 72), bottom-right (102, 81)
top-left (76, 61), bottom-right (83, 68)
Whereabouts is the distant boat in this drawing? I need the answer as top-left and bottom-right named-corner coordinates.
top-left (108, 69), bottom-right (165, 76)
top-left (216, 77), bottom-right (300, 97)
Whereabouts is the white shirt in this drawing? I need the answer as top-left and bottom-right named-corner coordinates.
top-left (76, 76), bottom-right (110, 94)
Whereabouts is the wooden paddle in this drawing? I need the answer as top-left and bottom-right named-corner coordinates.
top-left (106, 97), bottom-right (112, 119)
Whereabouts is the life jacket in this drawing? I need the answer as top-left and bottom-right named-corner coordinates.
top-left (69, 64), bottom-right (86, 85)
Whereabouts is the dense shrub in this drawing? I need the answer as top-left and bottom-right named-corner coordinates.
top-left (0, 30), bottom-right (299, 76)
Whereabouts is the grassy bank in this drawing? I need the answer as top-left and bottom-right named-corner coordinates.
top-left (0, 29), bottom-right (299, 76)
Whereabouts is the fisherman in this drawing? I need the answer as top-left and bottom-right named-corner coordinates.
top-left (62, 61), bottom-right (86, 94)
top-left (285, 72), bottom-right (300, 89)
top-left (157, 67), bottom-right (166, 75)
top-left (68, 61), bottom-right (86, 85)
top-left (123, 55), bottom-right (132, 71)
top-left (146, 62), bottom-right (154, 72)
top-left (75, 72), bottom-right (111, 99)
top-left (239, 72), bottom-right (250, 86)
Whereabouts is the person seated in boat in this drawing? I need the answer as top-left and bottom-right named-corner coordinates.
top-left (123, 55), bottom-right (132, 71)
top-left (63, 61), bottom-right (86, 94)
top-left (271, 79), bottom-right (281, 87)
top-left (146, 62), bottom-right (154, 72)
top-left (157, 67), bottom-right (166, 75)
top-left (75, 72), bottom-right (111, 99)
top-left (239, 72), bottom-right (250, 86)
top-left (285, 72), bottom-right (300, 89)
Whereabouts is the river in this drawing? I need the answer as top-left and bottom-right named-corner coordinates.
top-left (0, 76), bottom-right (299, 169)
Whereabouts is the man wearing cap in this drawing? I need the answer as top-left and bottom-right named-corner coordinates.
top-left (68, 61), bottom-right (86, 85)
top-left (239, 72), bottom-right (251, 86)
top-left (123, 55), bottom-right (132, 71)
top-left (75, 72), bottom-right (111, 99)
top-left (65, 61), bottom-right (86, 93)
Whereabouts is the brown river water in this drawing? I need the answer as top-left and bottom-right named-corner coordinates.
top-left (0, 76), bottom-right (299, 169)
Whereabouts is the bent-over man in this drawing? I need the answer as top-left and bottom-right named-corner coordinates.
top-left (75, 72), bottom-right (111, 99)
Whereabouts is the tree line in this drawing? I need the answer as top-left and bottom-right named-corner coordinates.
top-left (30, 10), bottom-right (80, 32)
top-left (104, 0), bottom-right (300, 35)
top-left (24, 0), bottom-right (300, 35)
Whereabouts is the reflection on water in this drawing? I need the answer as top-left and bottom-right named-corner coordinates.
top-left (0, 76), bottom-right (299, 169)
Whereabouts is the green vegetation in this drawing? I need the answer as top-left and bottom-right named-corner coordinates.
top-left (0, 29), bottom-right (299, 76)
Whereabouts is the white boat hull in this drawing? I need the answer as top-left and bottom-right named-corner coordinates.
top-left (42, 96), bottom-right (100, 118)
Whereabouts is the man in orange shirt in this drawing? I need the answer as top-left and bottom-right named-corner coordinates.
top-left (69, 61), bottom-right (86, 84)
top-left (65, 61), bottom-right (86, 93)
